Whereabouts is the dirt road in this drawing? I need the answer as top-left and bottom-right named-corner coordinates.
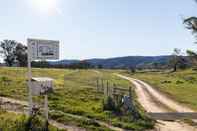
top-left (116, 74), bottom-right (197, 131)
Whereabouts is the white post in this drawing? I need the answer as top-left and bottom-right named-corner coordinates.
top-left (44, 95), bottom-right (48, 121)
top-left (27, 41), bottom-right (33, 116)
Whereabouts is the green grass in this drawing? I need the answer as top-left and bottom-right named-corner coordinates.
top-left (0, 67), bottom-right (154, 130)
top-left (100, 70), bottom-right (132, 88)
top-left (0, 109), bottom-right (63, 131)
top-left (120, 69), bottom-right (197, 110)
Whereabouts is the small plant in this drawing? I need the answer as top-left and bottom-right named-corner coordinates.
top-left (161, 80), bottom-right (171, 84)
top-left (103, 96), bottom-right (116, 111)
top-left (25, 115), bottom-right (47, 131)
top-left (176, 80), bottom-right (184, 84)
top-left (1, 76), bottom-right (12, 86)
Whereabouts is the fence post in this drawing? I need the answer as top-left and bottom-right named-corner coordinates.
top-left (107, 81), bottom-right (109, 96)
top-left (104, 80), bottom-right (107, 97)
top-left (96, 79), bottom-right (99, 92)
top-left (113, 83), bottom-right (116, 88)
top-left (129, 86), bottom-right (132, 98)
top-left (101, 79), bottom-right (104, 92)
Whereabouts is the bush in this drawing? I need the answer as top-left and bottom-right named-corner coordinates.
top-left (103, 96), bottom-right (116, 111)
top-left (25, 115), bottom-right (47, 131)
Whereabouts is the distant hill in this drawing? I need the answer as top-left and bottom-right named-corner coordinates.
top-left (86, 56), bottom-right (171, 68)
top-left (50, 55), bottom-right (173, 69)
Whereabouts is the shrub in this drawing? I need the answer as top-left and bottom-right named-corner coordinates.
top-left (103, 96), bottom-right (116, 111)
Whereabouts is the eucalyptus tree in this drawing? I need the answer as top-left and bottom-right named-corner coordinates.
top-left (184, 0), bottom-right (197, 67)
top-left (0, 40), bottom-right (18, 66)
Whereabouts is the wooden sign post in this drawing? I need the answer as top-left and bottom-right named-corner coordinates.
top-left (27, 44), bottom-right (33, 115)
top-left (27, 38), bottom-right (59, 123)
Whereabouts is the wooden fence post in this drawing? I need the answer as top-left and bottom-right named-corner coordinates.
top-left (101, 79), bottom-right (104, 92)
top-left (96, 79), bottom-right (99, 92)
top-left (129, 86), bottom-right (132, 98)
top-left (107, 81), bottom-right (109, 96)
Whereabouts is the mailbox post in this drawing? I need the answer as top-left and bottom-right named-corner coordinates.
top-left (45, 95), bottom-right (48, 121)
top-left (27, 38), bottom-right (59, 124)
top-left (30, 77), bottom-right (54, 121)
top-left (27, 43), bottom-right (33, 116)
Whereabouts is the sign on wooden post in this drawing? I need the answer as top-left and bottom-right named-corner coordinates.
top-left (27, 39), bottom-right (59, 60)
top-left (27, 38), bottom-right (59, 123)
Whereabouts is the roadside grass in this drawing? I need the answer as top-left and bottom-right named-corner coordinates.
top-left (0, 67), bottom-right (72, 100)
top-left (95, 70), bottom-right (154, 129)
top-left (99, 70), bottom-right (132, 88)
top-left (120, 69), bottom-right (197, 111)
top-left (0, 109), bottom-right (63, 131)
top-left (0, 67), bottom-right (154, 130)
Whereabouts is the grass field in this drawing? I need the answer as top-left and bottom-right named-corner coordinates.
top-left (120, 69), bottom-right (197, 111)
top-left (0, 109), bottom-right (62, 131)
top-left (0, 67), bottom-right (154, 130)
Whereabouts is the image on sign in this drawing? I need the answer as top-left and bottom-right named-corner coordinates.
top-left (28, 39), bottom-right (59, 60)
top-left (38, 44), bottom-right (56, 57)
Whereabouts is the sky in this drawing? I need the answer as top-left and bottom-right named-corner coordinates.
top-left (0, 0), bottom-right (197, 60)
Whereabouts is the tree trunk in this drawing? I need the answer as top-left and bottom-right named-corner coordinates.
top-left (173, 64), bottom-right (177, 72)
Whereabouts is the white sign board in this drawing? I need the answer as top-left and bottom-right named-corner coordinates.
top-left (28, 38), bottom-right (59, 60)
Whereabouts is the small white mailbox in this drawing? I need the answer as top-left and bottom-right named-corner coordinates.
top-left (30, 77), bottom-right (54, 96)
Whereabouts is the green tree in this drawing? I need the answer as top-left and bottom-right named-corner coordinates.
top-left (97, 64), bottom-right (103, 69)
top-left (184, 17), bottom-right (197, 41)
top-left (187, 50), bottom-right (197, 67)
top-left (14, 43), bottom-right (27, 67)
top-left (129, 66), bottom-right (136, 73)
top-left (184, 0), bottom-right (197, 41)
top-left (153, 62), bottom-right (159, 69)
top-left (0, 40), bottom-right (18, 66)
top-left (184, 0), bottom-right (197, 67)
top-left (169, 48), bottom-right (182, 72)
